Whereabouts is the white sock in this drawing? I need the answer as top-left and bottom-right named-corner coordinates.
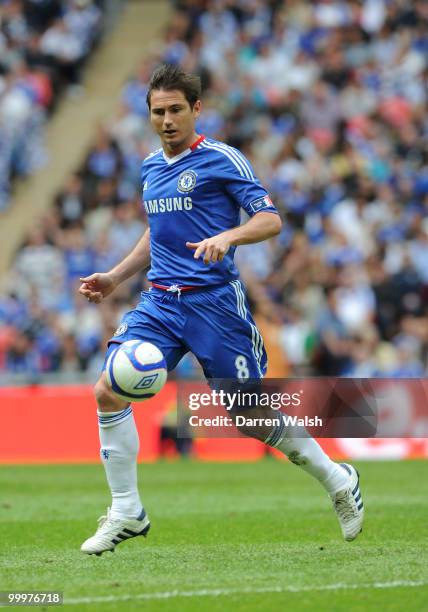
top-left (98, 406), bottom-right (144, 519)
top-left (265, 417), bottom-right (349, 495)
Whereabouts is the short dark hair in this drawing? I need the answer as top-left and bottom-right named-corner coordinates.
top-left (146, 64), bottom-right (201, 109)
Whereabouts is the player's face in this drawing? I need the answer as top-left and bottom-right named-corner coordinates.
top-left (149, 89), bottom-right (201, 155)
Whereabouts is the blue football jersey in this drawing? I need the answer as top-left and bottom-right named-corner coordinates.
top-left (141, 135), bottom-right (278, 286)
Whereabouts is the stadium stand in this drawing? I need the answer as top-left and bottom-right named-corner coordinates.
top-left (0, 0), bottom-right (427, 381)
top-left (0, 0), bottom-right (105, 210)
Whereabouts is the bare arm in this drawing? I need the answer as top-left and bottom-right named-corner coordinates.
top-left (220, 211), bottom-right (282, 246)
top-left (79, 228), bottom-right (151, 303)
top-left (109, 227), bottom-right (151, 285)
top-left (186, 212), bottom-right (282, 264)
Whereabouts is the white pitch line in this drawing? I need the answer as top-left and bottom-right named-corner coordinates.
top-left (64, 580), bottom-right (428, 605)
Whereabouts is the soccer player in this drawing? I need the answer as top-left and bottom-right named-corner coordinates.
top-left (78, 65), bottom-right (364, 555)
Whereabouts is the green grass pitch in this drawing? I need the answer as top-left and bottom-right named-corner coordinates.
top-left (1, 459), bottom-right (427, 611)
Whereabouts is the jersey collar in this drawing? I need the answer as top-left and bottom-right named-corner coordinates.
top-left (162, 135), bottom-right (205, 165)
top-left (190, 134), bottom-right (205, 150)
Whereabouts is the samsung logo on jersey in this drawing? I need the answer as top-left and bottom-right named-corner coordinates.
top-left (144, 197), bottom-right (193, 214)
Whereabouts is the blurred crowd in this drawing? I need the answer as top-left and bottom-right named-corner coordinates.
top-left (1, 0), bottom-right (428, 381)
top-left (0, 0), bottom-right (103, 209)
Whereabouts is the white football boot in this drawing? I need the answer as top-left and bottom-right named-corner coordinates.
top-left (81, 508), bottom-right (150, 555)
top-left (331, 463), bottom-right (364, 541)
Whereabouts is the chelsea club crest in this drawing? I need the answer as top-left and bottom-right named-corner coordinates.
top-left (177, 170), bottom-right (197, 193)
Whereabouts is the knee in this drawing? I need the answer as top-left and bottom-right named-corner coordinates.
top-left (232, 415), bottom-right (248, 437)
top-left (94, 376), bottom-right (128, 411)
top-left (232, 410), bottom-right (267, 442)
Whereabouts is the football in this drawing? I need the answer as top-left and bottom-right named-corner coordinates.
top-left (105, 340), bottom-right (167, 402)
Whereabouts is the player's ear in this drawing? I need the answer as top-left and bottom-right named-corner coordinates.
top-left (193, 99), bottom-right (202, 118)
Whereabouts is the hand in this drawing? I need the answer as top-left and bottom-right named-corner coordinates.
top-left (186, 233), bottom-right (231, 264)
top-left (78, 273), bottom-right (117, 303)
